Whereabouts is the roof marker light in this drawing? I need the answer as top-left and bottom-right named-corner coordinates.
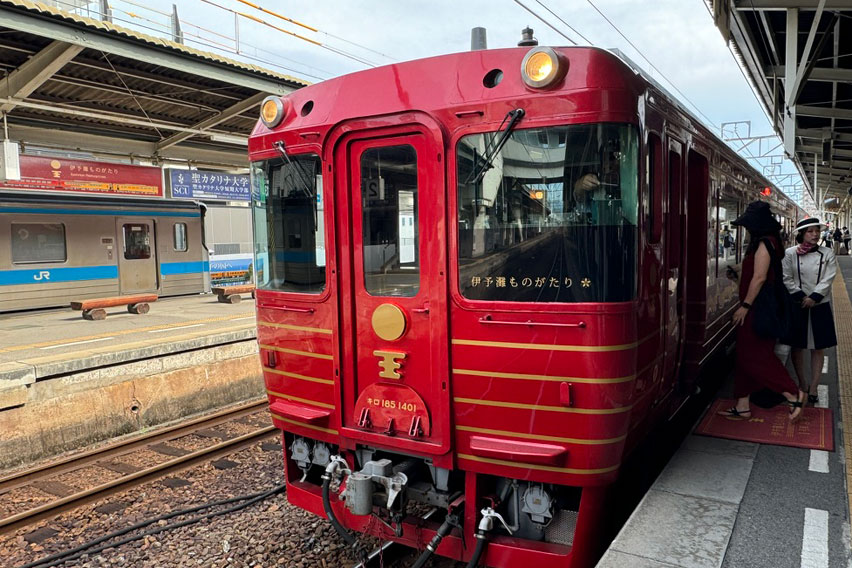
top-left (521, 47), bottom-right (566, 89)
top-left (260, 96), bottom-right (285, 129)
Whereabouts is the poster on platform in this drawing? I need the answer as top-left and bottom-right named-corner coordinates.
top-left (168, 169), bottom-right (250, 201)
top-left (0, 155), bottom-right (163, 197)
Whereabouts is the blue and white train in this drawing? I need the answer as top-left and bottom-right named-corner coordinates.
top-left (0, 194), bottom-right (209, 312)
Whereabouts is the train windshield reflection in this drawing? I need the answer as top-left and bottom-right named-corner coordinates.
top-left (457, 123), bottom-right (638, 303)
top-left (251, 154), bottom-right (326, 293)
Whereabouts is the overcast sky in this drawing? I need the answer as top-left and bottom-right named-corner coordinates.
top-left (95, 0), bottom-right (802, 196)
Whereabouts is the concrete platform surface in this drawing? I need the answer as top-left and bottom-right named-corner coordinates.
top-left (597, 257), bottom-right (852, 568)
top-left (0, 294), bottom-right (256, 384)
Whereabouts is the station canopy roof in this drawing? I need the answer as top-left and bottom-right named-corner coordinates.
top-left (0, 0), bottom-right (308, 169)
top-left (713, 0), bottom-right (852, 211)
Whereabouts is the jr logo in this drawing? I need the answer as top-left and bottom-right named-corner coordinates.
top-left (374, 350), bottom-right (407, 380)
top-left (33, 271), bottom-right (51, 281)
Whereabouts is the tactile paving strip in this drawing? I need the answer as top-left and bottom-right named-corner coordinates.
top-left (830, 265), bottom-right (852, 518)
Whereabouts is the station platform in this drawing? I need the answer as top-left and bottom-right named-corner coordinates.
top-left (0, 293), bottom-right (261, 471)
top-left (597, 257), bottom-right (852, 568)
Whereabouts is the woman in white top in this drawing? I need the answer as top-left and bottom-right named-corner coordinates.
top-left (782, 218), bottom-right (838, 404)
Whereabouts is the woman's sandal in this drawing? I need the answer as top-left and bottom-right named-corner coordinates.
top-left (788, 392), bottom-right (806, 422)
top-left (717, 407), bottom-right (752, 419)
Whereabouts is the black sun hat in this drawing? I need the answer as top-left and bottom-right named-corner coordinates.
top-left (732, 201), bottom-right (782, 233)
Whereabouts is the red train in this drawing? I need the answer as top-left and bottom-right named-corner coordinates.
top-left (247, 36), bottom-right (802, 567)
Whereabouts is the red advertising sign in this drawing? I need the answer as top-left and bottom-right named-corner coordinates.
top-left (0, 155), bottom-right (163, 197)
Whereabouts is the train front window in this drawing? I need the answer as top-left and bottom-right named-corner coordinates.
top-left (360, 145), bottom-right (420, 297)
top-left (250, 154), bottom-right (325, 294)
top-left (457, 123), bottom-right (638, 303)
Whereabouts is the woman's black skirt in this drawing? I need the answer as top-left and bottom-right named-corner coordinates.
top-left (784, 301), bottom-right (837, 350)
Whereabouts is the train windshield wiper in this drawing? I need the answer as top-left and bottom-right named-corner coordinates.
top-left (465, 108), bottom-right (525, 185)
top-left (273, 140), bottom-right (314, 201)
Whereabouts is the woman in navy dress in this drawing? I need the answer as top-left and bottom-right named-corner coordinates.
top-left (719, 201), bottom-right (806, 421)
top-left (781, 218), bottom-right (837, 405)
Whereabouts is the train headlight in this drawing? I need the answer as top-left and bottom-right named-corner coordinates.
top-left (260, 96), bottom-right (285, 129)
top-left (521, 47), bottom-right (565, 89)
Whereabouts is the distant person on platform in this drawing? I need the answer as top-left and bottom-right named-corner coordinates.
top-left (781, 218), bottom-right (838, 405)
top-left (843, 227), bottom-right (851, 255)
top-left (833, 226), bottom-right (843, 255)
top-left (719, 201), bottom-right (805, 421)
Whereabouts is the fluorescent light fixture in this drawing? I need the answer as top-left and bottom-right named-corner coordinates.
top-left (208, 133), bottom-right (248, 146)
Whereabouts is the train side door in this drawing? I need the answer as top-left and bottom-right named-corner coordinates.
top-left (334, 121), bottom-right (450, 456)
top-left (661, 140), bottom-right (685, 395)
top-left (116, 218), bottom-right (159, 293)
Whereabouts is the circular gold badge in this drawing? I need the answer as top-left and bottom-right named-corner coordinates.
top-left (372, 303), bottom-right (407, 341)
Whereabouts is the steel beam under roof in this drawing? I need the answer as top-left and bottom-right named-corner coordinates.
top-left (713, 0), bottom-right (852, 218)
top-left (0, 1), bottom-right (307, 169)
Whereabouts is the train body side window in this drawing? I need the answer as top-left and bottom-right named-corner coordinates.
top-left (647, 133), bottom-right (662, 243)
top-left (718, 193), bottom-right (739, 272)
top-left (173, 223), bottom-right (188, 252)
top-left (11, 223), bottom-right (67, 263)
top-left (123, 224), bottom-right (152, 260)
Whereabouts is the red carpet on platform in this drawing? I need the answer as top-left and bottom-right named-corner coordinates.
top-left (695, 398), bottom-right (834, 451)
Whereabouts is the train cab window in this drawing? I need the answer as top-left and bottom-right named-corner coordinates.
top-left (360, 145), bottom-right (420, 297)
top-left (11, 223), bottom-right (66, 264)
top-left (173, 223), bottom-right (188, 252)
top-left (250, 154), bottom-right (325, 294)
top-left (457, 123), bottom-right (639, 302)
top-left (123, 224), bottom-right (152, 260)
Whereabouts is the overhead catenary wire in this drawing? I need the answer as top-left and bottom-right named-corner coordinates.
top-left (583, 0), bottom-right (719, 131)
top-left (534, 0), bottom-right (595, 45)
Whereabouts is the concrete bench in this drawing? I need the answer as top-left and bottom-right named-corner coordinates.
top-left (70, 294), bottom-right (158, 320)
top-left (212, 285), bottom-right (255, 304)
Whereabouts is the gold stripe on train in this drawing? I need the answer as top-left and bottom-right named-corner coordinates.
top-left (456, 424), bottom-right (627, 445)
top-left (458, 453), bottom-right (620, 475)
top-left (453, 397), bottom-right (632, 415)
top-left (451, 331), bottom-right (656, 353)
top-left (266, 390), bottom-right (335, 409)
top-left (453, 368), bottom-right (635, 384)
top-left (271, 413), bottom-right (338, 435)
top-left (257, 320), bottom-right (333, 335)
top-left (259, 343), bottom-right (334, 360)
top-left (262, 366), bottom-right (335, 385)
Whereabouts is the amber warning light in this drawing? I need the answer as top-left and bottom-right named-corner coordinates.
top-left (521, 47), bottom-right (566, 88)
top-left (761, 187), bottom-right (772, 196)
top-left (260, 96), bottom-right (285, 128)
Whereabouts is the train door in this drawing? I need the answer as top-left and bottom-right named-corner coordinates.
top-left (116, 218), bottom-right (159, 293)
top-left (334, 121), bottom-right (451, 456)
top-left (660, 140), bottom-right (685, 395)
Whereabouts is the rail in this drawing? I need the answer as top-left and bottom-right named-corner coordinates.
top-left (0, 400), bottom-right (277, 535)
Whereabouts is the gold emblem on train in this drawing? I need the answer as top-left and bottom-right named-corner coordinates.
top-left (374, 350), bottom-right (407, 380)
top-left (371, 303), bottom-right (407, 341)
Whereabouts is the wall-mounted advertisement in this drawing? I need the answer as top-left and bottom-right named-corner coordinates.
top-left (0, 156), bottom-right (163, 197)
top-left (168, 169), bottom-right (250, 201)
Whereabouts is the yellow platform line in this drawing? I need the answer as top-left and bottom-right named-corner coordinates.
top-left (831, 264), bottom-right (852, 528)
top-left (0, 314), bottom-right (254, 354)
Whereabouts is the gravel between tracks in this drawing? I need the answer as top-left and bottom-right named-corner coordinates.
top-left (0, 437), bottom-right (462, 568)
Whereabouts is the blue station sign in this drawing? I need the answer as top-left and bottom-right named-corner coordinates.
top-left (168, 169), bottom-right (250, 201)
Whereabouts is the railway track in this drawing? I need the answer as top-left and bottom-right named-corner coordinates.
top-left (0, 399), bottom-right (278, 536)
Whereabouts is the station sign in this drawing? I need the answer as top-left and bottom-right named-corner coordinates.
top-left (0, 155), bottom-right (163, 197)
top-left (168, 169), bottom-right (250, 202)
